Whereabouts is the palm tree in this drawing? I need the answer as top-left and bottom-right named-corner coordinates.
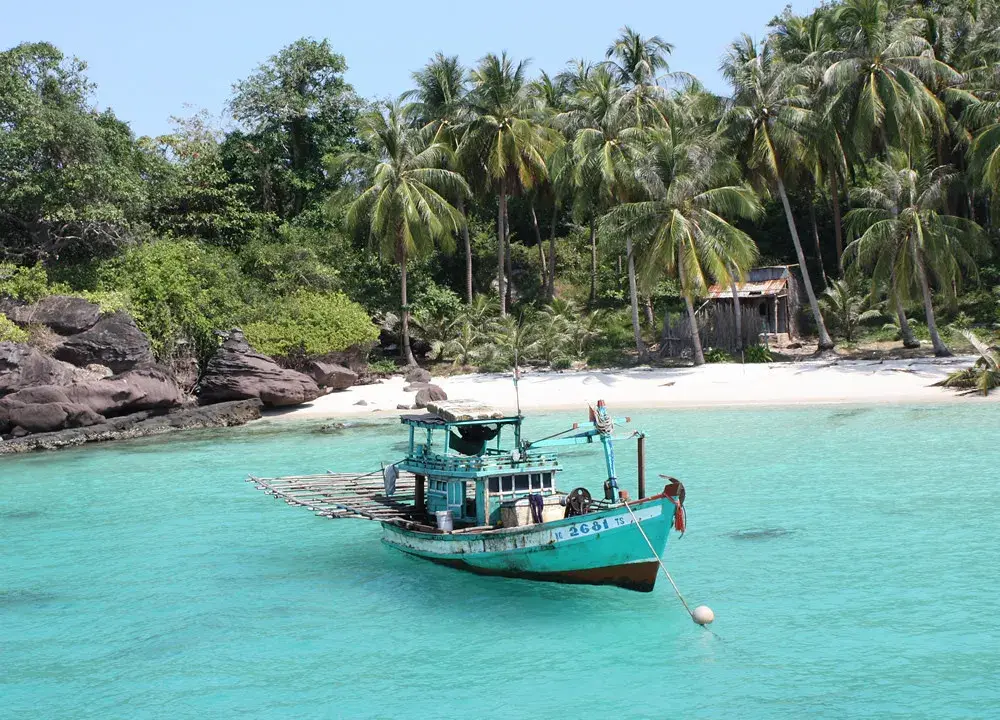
top-left (343, 101), bottom-right (470, 366)
top-left (721, 35), bottom-right (835, 350)
top-left (605, 26), bottom-right (676, 128)
top-left (407, 54), bottom-right (476, 303)
top-left (560, 66), bottom-right (650, 357)
top-left (604, 127), bottom-right (761, 365)
top-left (844, 155), bottom-right (989, 356)
top-left (464, 53), bottom-right (554, 315)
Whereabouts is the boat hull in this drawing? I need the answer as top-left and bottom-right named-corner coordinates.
top-left (381, 495), bottom-right (673, 592)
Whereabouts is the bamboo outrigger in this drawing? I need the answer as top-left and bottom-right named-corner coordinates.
top-left (248, 399), bottom-right (688, 592)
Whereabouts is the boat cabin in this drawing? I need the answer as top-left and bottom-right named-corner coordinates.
top-left (397, 401), bottom-right (563, 528)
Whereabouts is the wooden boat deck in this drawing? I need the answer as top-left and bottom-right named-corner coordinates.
top-left (246, 472), bottom-right (418, 521)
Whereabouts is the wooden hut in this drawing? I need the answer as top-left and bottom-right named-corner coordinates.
top-left (705, 265), bottom-right (801, 343)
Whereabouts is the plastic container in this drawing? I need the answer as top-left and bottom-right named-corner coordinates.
top-left (435, 510), bottom-right (454, 531)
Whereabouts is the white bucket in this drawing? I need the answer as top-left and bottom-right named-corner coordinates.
top-left (435, 510), bottom-right (454, 531)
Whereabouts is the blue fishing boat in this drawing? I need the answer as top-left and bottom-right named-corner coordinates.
top-left (249, 399), bottom-right (687, 592)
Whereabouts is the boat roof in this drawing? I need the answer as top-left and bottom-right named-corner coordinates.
top-left (401, 400), bottom-right (519, 427)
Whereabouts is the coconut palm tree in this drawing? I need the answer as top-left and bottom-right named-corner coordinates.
top-left (604, 26), bottom-right (676, 128)
top-left (406, 54), bottom-right (477, 303)
top-left (463, 53), bottom-right (554, 315)
top-left (604, 126), bottom-right (761, 365)
top-left (343, 101), bottom-right (470, 366)
top-left (721, 35), bottom-right (835, 350)
top-left (844, 155), bottom-right (989, 356)
top-left (559, 66), bottom-right (650, 357)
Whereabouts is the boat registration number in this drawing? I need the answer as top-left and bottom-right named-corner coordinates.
top-left (552, 509), bottom-right (652, 542)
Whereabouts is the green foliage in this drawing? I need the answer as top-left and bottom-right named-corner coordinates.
top-left (244, 290), bottom-right (378, 358)
top-left (704, 348), bottom-right (734, 363)
top-left (0, 314), bottom-right (28, 343)
top-left (935, 331), bottom-right (1000, 396)
top-left (366, 359), bottom-right (399, 375)
top-left (742, 344), bottom-right (773, 363)
top-left (819, 279), bottom-right (871, 342)
top-left (0, 263), bottom-right (53, 302)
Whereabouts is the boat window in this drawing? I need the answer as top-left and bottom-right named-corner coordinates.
top-left (488, 477), bottom-right (499, 493)
top-left (514, 475), bottom-right (529, 491)
top-left (530, 473), bottom-right (541, 489)
top-left (542, 473), bottom-right (552, 488)
top-left (501, 476), bottom-right (513, 492)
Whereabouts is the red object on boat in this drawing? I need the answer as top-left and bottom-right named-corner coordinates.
top-left (663, 478), bottom-right (686, 534)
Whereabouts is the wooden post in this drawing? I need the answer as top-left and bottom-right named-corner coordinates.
top-left (637, 434), bottom-right (646, 499)
top-left (414, 474), bottom-right (425, 517)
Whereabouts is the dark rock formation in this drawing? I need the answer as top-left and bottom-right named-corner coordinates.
top-left (0, 386), bottom-right (103, 434)
top-left (307, 361), bottom-right (357, 390)
top-left (414, 384), bottom-right (447, 409)
top-left (64, 365), bottom-right (190, 417)
top-left (54, 312), bottom-right (153, 372)
top-left (0, 295), bottom-right (101, 335)
top-left (199, 329), bottom-right (321, 407)
top-left (405, 367), bottom-right (431, 384)
top-left (0, 399), bottom-right (263, 455)
top-left (403, 382), bottom-right (429, 392)
top-left (0, 342), bottom-right (79, 396)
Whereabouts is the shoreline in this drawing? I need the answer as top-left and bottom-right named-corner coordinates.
top-left (266, 356), bottom-right (998, 420)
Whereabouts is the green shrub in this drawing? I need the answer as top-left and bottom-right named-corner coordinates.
top-left (0, 314), bottom-right (28, 343)
top-left (551, 356), bottom-right (573, 370)
top-left (742, 344), bottom-right (773, 363)
top-left (704, 348), bottom-right (733, 363)
top-left (244, 290), bottom-right (379, 358)
top-left (366, 359), bottom-right (398, 375)
top-left (0, 263), bottom-right (67, 302)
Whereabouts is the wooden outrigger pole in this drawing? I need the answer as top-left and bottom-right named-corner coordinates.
top-left (246, 471), bottom-right (419, 521)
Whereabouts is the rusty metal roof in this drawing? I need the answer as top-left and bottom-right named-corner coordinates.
top-left (707, 278), bottom-right (788, 298)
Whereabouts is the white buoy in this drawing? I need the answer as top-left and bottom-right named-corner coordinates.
top-left (691, 605), bottom-right (715, 626)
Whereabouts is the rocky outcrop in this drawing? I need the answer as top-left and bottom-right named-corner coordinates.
top-left (307, 361), bottom-right (357, 391)
top-left (405, 366), bottom-right (431, 384)
top-left (0, 399), bottom-right (263, 455)
top-left (0, 342), bottom-right (80, 396)
top-left (0, 295), bottom-right (101, 335)
top-left (0, 386), bottom-right (104, 434)
top-left (54, 312), bottom-right (153, 372)
top-left (199, 330), bottom-right (321, 407)
top-left (414, 384), bottom-right (447, 409)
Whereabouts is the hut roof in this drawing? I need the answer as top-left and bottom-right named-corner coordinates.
top-left (706, 265), bottom-right (797, 299)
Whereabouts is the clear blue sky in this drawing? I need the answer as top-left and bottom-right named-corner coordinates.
top-left (4, 0), bottom-right (820, 138)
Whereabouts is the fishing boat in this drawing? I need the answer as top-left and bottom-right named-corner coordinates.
top-left (248, 399), bottom-right (687, 592)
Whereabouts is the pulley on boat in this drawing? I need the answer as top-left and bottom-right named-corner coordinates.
top-left (565, 487), bottom-right (592, 517)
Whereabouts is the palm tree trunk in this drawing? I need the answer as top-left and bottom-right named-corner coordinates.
top-left (808, 194), bottom-right (829, 289)
top-left (531, 202), bottom-right (548, 292)
top-left (643, 297), bottom-right (655, 327)
top-left (504, 203), bottom-right (513, 310)
top-left (459, 196), bottom-right (473, 304)
top-left (547, 207), bottom-right (557, 301)
top-left (730, 274), bottom-right (743, 352)
top-left (625, 235), bottom-right (646, 360)
top-left (777, 179), bottom-right (835, 351)
top-left (589, 216), bottom-right (598, 305)
top-left (497, 182), bottom-right (507, 316)
top-left (684, 294), bottom-right (705, 365)
top-left (915, 250), bottom-right (951, 357)
top-left (830, 171), bottom-right (844, 272)
top-left (895, 298), bottom-right (919, 349)
top-left (400, 250), bottom-right (417, 367)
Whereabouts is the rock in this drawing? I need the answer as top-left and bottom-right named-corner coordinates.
top-left (307, 361), bottom-right (357, 390)
top-left (76, 364), bottom-right (114, 382)
top-left (403, 382), bottom-right (429, 393)
top-left (64, 366), bottom-right (190, 418)
top-left (0, 400), bottom-right (263, 455)
top-left (0, 342), bottom-right (79, 396)
top-left (0, 295), bottom-right (101, 335)
top-left (0, 386), bottom-right (104, 434)
top-left (414, 384), bottom-right (447, 409)
top-left (54, 312), bottom-right (153, 372)
top-left (397, 403), bottom-right (412, 410)
top-left (405, 367), bottom-right (431, 384)
top-left (354, 399), bottom-right (369, 406)
top-left (198, 329), bottom-right (322, 408)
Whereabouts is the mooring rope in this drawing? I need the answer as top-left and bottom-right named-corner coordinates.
top-left (622, 498), bottom-right (695, 617)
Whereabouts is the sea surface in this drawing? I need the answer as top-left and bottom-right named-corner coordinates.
top-left (2, 404), bottom-right (999, 719)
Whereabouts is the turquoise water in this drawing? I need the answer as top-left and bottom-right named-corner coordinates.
top-left (2, 404), bottom-right (999, 719)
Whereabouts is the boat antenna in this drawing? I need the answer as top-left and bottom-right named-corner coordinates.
top-left (513, 348), bottom-right (522, 417)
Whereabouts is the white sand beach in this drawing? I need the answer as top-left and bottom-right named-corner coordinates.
top-left (272, 356), bottom-right (997, 420)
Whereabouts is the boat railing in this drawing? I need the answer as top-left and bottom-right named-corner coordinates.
top-left (405, 450), bottom-right (560, 474)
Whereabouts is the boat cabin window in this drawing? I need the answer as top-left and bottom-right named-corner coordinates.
top-left (488, 472), bottom-right (554, 496)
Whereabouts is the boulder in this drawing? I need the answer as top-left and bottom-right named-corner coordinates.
top-left (64, 366), bottom-right (190, 417)
top-left (405, 367), bottom-right (431, 384)
top-left (0, 386), bottom-right (103, 434)
top-left (0, 342), bottom-right (79, 396)
top-left (307, 361), bottom-right (357, 391)
top-left (198, 329), bottom-right (322, 407)
top-left (54, 312), bottom-right (153, 372)
top-left (0, 295), bottom-right (101, 335)
top-left (414, 384), bottom-right (447, 409)
top-left (403, 382), bottom-right (429, 393)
